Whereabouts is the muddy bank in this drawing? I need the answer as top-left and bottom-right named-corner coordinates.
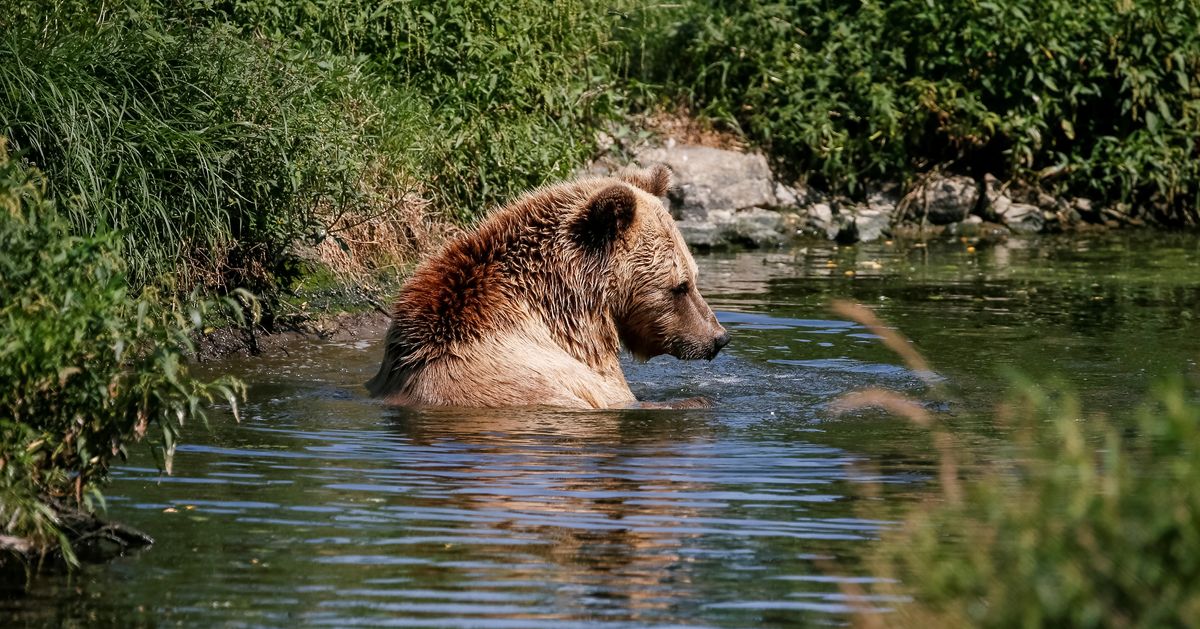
top-left (195, 309), bottom-right (392, 362)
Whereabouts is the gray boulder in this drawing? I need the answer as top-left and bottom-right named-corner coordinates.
top-left (998, 203), bottom-right (1044, 233)
top-left (915, 175), bottom-right (979, 225)
top-left (731, 208), bottom-right (785, 247)
top-left (853, 206), bottom-right (891, 243)
top-left (637, 144), bottom-right (784, 247)
top-left (806, 202), bottom-right (838, 240)
top-left (638, 145), bottom-right (776, 218)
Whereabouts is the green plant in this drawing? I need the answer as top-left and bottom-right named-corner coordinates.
top-left (202, 0), bottom-right (635, 219)
top-left (633, 0), bottom-right (1200, 222)
top-left (0, 140), bottom-right (244, 563)
top-left (0, 2), bottom-right (420, 292)
top-left (857, 376), bottom-right (1200, 627)
top-left (833, 302), bottom-right (1200, 627)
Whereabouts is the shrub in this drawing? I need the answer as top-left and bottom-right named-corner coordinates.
top-left (0, 140), bottom-right (243, 562)
top-left (832, 302), bottom-right (1200, 625)
top-left (634, 0), bottom-right (1200, 222)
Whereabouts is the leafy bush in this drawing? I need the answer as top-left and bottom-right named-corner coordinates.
top-left (0, 2), bottom-right (419, 291)
top-left (0, 140), bottom-right (243, 561)
top-left (634, 0), bottom-right (1200, 222)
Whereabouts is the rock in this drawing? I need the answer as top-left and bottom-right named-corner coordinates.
top-left (777, 210), bottom-right (805, 237)
top-left (915, 175), bottom-right (980, 225)
top-left (674, 219), bottom-right (723, 248)
top-left (891, 223), bottom-right (947, 239)
top-left (675, 207), bottom-right (735, 248)
top-left (638, 145), bottom-right (776, 218)
top-left (867, 189), bottom-right (898, 214)
top-left (636, 144), bottom-right (786, 247)
top-left (730, 208), bottom-right (784, 247)
top-left (833, 213), bottom-right (860, 245)
top-left (998, 202), bottom-right (1044, 233)
top-left (774, 181), bottom-right (805, 208)
top-left (982, 174), bottom-right (1012, 220)
top-left (852, 204), bottom-right (891, 243)
top-left (1072, 197), bottom-right (1100, 223)
top-left (806, 202), bottom-right (837, 239)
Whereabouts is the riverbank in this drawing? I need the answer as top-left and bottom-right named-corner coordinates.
top-left (3, 1), bottom-right (1196, 304)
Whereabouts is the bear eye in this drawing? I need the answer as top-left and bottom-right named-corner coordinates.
top-left (670, 281), bottom-right (691, 296)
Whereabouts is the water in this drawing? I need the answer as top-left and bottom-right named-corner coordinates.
top-left (6, 233), bottom-right (1200, 627)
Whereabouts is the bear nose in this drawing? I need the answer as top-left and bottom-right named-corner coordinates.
top-left (709, 331), bottom-right (731, 359)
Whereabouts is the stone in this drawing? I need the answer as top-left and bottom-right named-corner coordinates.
top-left (730, 208), bottom-right (784, 247)
top-left (982, 173), bottom-right (1012, 220)
top-left (638, 144), bottom-right (777, 216)
top-left (852, 205), bottom-right (891, 243)
top-left (636, 144), bottom-right (785, 247)
top-left (1035, 191), bottom-right (1058, 210)
top-left (833, 213), bottom-right (860, 245)
top-left (998, 202), bottom-right (1044, 233)
top-left (916, 175), bottom-right (979, 225)
top-left (675, 219), bottom-right (724, 248)
top-left (777, 210), bottom-right (804, 237)
top-left (806, 202), bottom-right (838, 239)
top-left (866, 189), bottom-right (898, 214)
top-left (774, 181), bottom-right (804, 208)
top-left (1071, 197), bottom-right (1100, 223)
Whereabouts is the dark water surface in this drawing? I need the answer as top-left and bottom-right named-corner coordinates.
top-left (6, 233), bottom-right (1200, 627)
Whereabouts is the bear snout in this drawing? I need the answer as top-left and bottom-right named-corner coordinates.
top-left (707, 330), bottom-right (731, 360)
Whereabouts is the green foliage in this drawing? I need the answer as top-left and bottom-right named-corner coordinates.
top-left (872, 376), bottom-right (1200, 626)
top-left (635, 0), bottom-right (1200, 222)
top-left (197, 0), bottom-right (633, 220)
top-left (0, 141), bottom-right (243, 560)
top-left (0, 2), bottom-right (418, 291)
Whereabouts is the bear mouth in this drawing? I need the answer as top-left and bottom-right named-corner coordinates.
top-left (669, 337), bottom-right (725, 361)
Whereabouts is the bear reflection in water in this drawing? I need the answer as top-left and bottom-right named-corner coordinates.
top-left (383, 404), bottom-right (719, 615)
top-left (367, 165), bottom-right (729, 409)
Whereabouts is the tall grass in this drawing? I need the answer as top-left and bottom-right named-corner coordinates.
top-left (833, 303), bottom-right (1200, 626)
top-left (853, 377), bottom-right (1200, 627)
top-left (197, 0), bottom-right (635, 220)
top-left (0, 3), bottom-right (424, 292)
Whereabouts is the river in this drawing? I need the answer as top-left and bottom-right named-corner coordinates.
top-left (5, 232), bottom-right (1199, 627)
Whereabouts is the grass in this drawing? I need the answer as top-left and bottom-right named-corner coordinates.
top-left (0, 1), bottom-right (430, 295)
top-left (5, 0), bottom-right (1197, 301)
top-left (194, 0), bottom-right (636, 220)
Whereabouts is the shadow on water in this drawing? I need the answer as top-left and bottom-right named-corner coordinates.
top-left (5, 232), bottom-right (1199, 627)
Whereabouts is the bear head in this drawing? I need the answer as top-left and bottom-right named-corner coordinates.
top-left (566, 164), bottom-right (730, 362)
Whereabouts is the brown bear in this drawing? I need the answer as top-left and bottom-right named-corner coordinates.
top-left (365, 164), bottom-right (729, 409)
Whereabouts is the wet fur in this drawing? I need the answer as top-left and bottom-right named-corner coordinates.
top-left (366, 166), bottom-right (727, 409)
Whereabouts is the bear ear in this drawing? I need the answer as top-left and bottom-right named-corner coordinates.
top-left (621, 164), bottom-right (672, 197)
top-left (569, 184), bottom-right (638, 251)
